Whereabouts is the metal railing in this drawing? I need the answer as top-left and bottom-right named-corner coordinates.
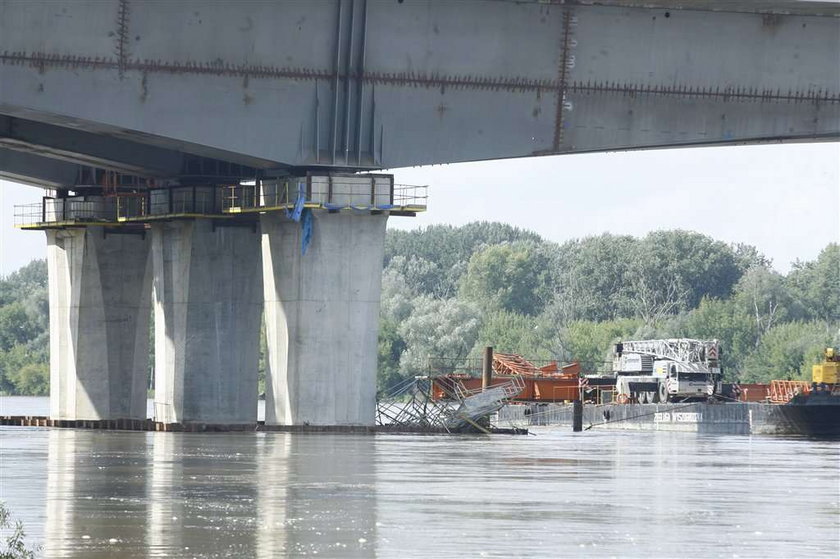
top-left (222, 184), bottom-right (260, 211)
top-left (393, 183), bottom-right (428, 209)
top-left (157, 188), bottom-right (218, 215)
top-left (14, 198), bottom-right (115, 227)
top-left (117, 188), bottom-right (221, 220)
top-left (222, 178), bottom-right (428, 213)
top-left (13, 203), bottom-right (43, 227)
top-left (116, 194), bottom-right (148, 220)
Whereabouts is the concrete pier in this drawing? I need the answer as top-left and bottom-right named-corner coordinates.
top-left (261, 212), bottom-right (387, 426)
top-left (47, 226), bottom-right (152, 420)
top-left (151, 220), bottom-right (262, 424)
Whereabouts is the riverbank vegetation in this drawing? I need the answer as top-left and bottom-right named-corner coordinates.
top-left (0, 501), bottom-right (38, 558)
top-left (0, 225), bottom-right (836, 396)
top-left (378, 224), bottom-right (838, 391)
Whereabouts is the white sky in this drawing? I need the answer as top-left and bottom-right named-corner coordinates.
top-left (1, 142), bottom-right (839, 277)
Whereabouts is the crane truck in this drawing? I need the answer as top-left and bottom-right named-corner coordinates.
top-left (612, 339), bottom-right (722, 403)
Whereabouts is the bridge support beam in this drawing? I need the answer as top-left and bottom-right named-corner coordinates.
top-left (261, 212), bottom-right (387, 426)
top-left (151, 220), bottom-right (262, 424)
top-left (47, 226), bottom-right (152, 420)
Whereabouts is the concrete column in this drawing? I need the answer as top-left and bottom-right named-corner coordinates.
top-left (151, 220), bottom-right (262, 424)
top-left (46, 227), bottom-right (152, 420)
top-left (261, 212), bottom-right (387, 426)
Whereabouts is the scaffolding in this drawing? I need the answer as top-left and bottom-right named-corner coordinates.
top-left (376, 374), bottom-right (524, 433)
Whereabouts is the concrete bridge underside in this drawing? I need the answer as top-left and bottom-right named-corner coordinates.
top-left (1, 0), bottom-right (838, 425)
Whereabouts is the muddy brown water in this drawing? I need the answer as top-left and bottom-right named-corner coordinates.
top-left (1, 396), bottom-right (838, 558)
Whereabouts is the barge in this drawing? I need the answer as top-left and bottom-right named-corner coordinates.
top-left (780, 390), bottom-right (840, 438)
top-left (498, 401), bottom-right (806, 436)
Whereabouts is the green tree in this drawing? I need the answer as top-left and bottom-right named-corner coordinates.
top-left (7, 363), bottom-right (48, 396)
top-left (459, 243), bottom-right (551, 316)
top-left (384, 222), bottom-right (544, 297)
top-left (633, 230), bottom-right (742, 311)
top-left (787, 244), bottom-right (840, 323)
top-left (0, 501), bottom-right (39, 558)
top-left (552, 234), bottom-right (637, 321)
top-left (397, 296), bottom-right (482, 375)
top-left (739, 321), bottom-right (836, 383)
top-left (0, 303), bottom-right (40, 352)
top-left (0, 260), bottom-right (47, 307)
top-left (471, 310), bottom-right (558, 361)
top-left (679, 297), bottom-right (755, 379)
top-left (0, 260), bottom-right (49, 395)
top-left (558, 318), bottom-right (642, 374)
top-left (732, 266), bottom-right (798, 336)
top-left (731, 242), bottom-right (772, 272)
top-left (380, 265), bottom-right (420, 324)
top-left (377, 318), bottom-right (406, 394)
top-left (386, 255), bottom-right (447, 298)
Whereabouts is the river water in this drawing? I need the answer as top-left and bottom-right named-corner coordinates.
top-left (1, 396), bottom-right (838, 558)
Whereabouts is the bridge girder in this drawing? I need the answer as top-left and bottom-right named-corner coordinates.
top-left (0, 115), bottom-right (183, 177)
top-left (0, 147), bottom-right (79, 188)
top-left (0, 0), bottom-right (838, 177)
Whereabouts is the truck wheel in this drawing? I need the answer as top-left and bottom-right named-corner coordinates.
top-left (659, 383), bottom-right (669, 403)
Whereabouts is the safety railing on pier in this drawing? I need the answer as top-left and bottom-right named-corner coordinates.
top-left (115, 193), bottom-right (148, 220)
top-left (13, 203), bottom-right (43, 228)
top-left (222, 177), bottom-right (428, 214)
top-left (392, 183), bottom-right (428, 211)
top-left (14, 198), bottom-right (117, 229)
top-left (117, 187), bottom-right (222, 221)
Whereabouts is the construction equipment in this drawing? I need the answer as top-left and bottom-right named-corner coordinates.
top-left (612, 339), bottom-right (722, 403)
top-left (813, 347), bottom-right (840, 384)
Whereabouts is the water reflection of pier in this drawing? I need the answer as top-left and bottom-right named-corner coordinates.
top-left (44, 431), bottom-right (377, 557)
top-left (45, 430), bottom-right (150, 556)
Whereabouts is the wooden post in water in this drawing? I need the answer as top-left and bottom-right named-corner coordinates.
top-left (573, 399), bottom-right (583, 432)
top-left (482, 346), bottom-right (493, 390)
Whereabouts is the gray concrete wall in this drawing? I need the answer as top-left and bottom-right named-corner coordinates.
top-left (151, 220), bottom-right (262, 424)
top-left (47, 227), bottom-right (152, 420)
top-left (1, 1), bottom-right (836, 178)
top-left (261, 212), bottom-right (387, 426)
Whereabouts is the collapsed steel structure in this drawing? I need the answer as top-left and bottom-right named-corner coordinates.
top-left (376, 375), bottom-right (524, 433)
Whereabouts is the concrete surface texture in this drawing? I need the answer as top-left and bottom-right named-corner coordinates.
top-left (151, 220), bottom-right (262, 424)
top-left (46, 227), bottom-right (152, 420)
top-left (262, 212), bottom-right (387, 426)
top-left (0, 1), bottom-right (837, 187)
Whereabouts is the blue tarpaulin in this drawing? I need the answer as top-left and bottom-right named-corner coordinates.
top-left (300, 208), bottom-right (313, 255)
top-left (287, 182), bottom-right (305, 222)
